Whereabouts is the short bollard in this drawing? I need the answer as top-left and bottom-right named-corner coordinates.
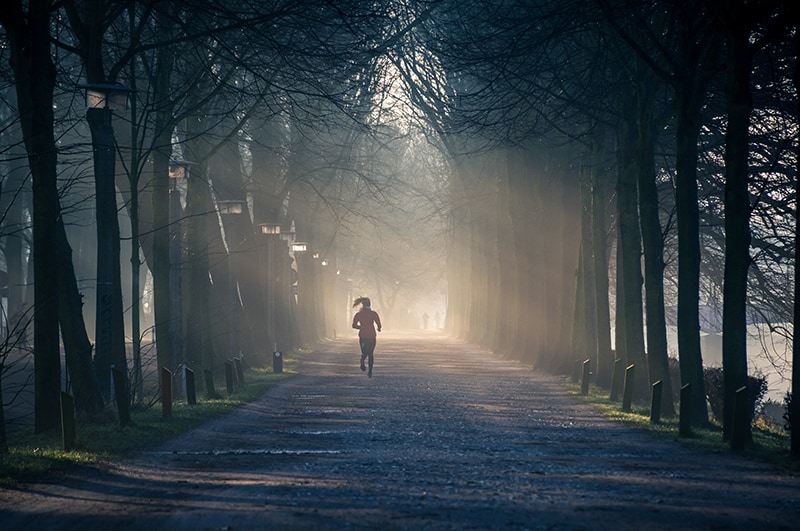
top-left (650, 380), bottom-right (663, 423)
top-left (113, 367), bottom-right (131, 427)
top-left (609, 359), bottom-right (623, 402)
top-left (204, 369), bottom-right (218, 399)
top-left (273, 351), bottom-right (283, 373)
top-left (162, 367), bottom-right (173, 418)
top-left (622, 364), bottom-right (635, 413)
top-left (679, 383), bottom-right (692, 437)
top-left (185, 367), bottom-right (197, 405)
top-left (60, 392), bottom-right (75, 452)
top-left (234, 357), bottom-right (246, 386)
top-left (225, 360), bottom-right (234, 396)
top-left (580, 359), bottom-right (591, 396)
top-left (731, 385), bottom-right (749, 451)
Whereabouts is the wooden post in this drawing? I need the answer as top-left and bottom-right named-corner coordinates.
top-left (679, 383), bottom-right (692, 437)
top-left (204, 369), bottom-right (218, 399)
top-left (162, 367), bottom-right (173, 418)
top-left (650, 380), bottom-right (663, 423)
top-left (622, 364), bottom-right (635, 412)
top-left (185, 367), bottom-right (196, 405)
top-left (60, 392), bottom-right (75, 451)
top-left (234, 357), bottom-right (245, 386)
top-left (581, 359), bottom-right (591, 395)
top-left (731, 385), bottom-right (749, 451)
top-left (225, 360), bottom-right (234, 396)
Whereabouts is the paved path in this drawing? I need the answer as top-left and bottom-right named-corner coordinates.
top-left (2, 332), bottom-right (799, 530)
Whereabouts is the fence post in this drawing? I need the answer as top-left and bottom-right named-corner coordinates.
top-left (731, 385), bottom-right (749, 451)
top-left (204, 369), bottom-right (218, 399)
top-left (60, 392), bottom-right (75, 451)
top-left (225, 360), bottom-right (234, 396)
top-left (185, 367), bottom-right (196, 405)
top-left (234, 357), bottom-right (246, 386)
top-left (679, 383), bottom-right (692, 437)
top-left (650, 380), bottom-right (663, 423)
top-left (581, 359), bottom-right (591, 395)
top-left (622, 364), bottom-right (635, 412)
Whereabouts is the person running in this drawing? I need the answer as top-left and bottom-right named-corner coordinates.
top-left (352, 296), bottom-right (382, 377)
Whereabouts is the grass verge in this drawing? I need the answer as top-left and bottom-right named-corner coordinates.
top-left (0, 355), bottom-right (298, 486)
top-left (565, 380), bottom-right (800, 474)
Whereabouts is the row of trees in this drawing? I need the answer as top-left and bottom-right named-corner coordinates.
top-left (403, 0), bottom-right (797, 451)
top-left (0, 0), bottom-right (450, 450)
top-left (0, 0), bottom-right (798, 458)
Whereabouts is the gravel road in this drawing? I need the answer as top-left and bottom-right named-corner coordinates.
top-left (1, 332), bottom-right (799, 530)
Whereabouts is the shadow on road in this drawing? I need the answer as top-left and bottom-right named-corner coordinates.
top-left (2, 334), bottom-right (800, 530)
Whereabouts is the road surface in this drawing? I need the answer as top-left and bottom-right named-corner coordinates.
top-left (1, 332), bottom-right (799, 530)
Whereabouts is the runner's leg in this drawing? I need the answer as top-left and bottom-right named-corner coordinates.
top-left (359, 339), bottom-right (367, 371)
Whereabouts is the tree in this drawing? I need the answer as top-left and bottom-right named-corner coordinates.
top-left (707, 0), bottom-right (790, 448)
top-left (0, 0), bottom-right (63, 432)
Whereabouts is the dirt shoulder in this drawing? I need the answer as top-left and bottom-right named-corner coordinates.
top-left (1, 332), bottom-right (799, 530)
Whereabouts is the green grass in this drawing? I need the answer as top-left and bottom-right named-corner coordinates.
top-left (0, 355), bottom-right (298, 486)
top-left (565, 379), bottom-right (800, 474)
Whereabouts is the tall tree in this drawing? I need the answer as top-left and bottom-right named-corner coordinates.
top-left (0, 0), bottom-right (63, 432)
top-left (635, 57), bottom-right (675, 416)
top-left (64, 0), bottom-right (129, 399)
top-left (708, 0), bottom-right (789, 447)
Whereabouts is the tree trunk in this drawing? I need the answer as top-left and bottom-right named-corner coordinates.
top-left (673, 6), bottom-right (719, 427)
top-left (580, 158), bottom-right (598, 371)
top-left (55, 218), bottom-right (104, 414)
top-left (86, 107), bottom-right (128, 400)
top-left (150, 25), bottom-right (176, 383)
top-left (617, 93), bottom-right (648, 399)
top-left (720, 15), bottom-right (753, 446)
top-left (1, 0), bottom-right (63, 433)
top-left (636, 63), bottom-right (675, 417)
top-left (591, 135), bottom-right (614, 388)
top-left (494, 153), bottom-right (517, 357)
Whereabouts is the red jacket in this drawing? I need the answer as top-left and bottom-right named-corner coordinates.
top-left (353, 308), bottom-right (382, 338)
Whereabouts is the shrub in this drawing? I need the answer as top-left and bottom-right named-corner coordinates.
top-left (703, 366), bottom-right (767, 424)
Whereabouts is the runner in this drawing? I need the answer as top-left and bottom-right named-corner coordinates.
top-left (352, 297), bottom-right (382, 377)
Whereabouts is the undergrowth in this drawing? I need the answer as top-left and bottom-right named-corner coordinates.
top-left (565, 380), bottom-right (800, 475)
top-left (0, 356), bottom-right (297, 486)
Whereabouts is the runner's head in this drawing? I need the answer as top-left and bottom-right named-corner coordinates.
top-left (353, 296), bottom-right (371, 309)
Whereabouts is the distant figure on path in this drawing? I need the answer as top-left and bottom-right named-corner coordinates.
top-left (422, 312), bottom-right (429, 329)
top-left (352, 297), bottom-right (382, 377)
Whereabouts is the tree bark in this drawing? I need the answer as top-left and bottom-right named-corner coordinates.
top-left (1, 0), bottom-right (63, 433)
top-left (617, 97), bottom-right (648, 399)
top-left (720, 10), bottom-right (753, 446)
top-left (636, 63), bottom-right (675, 417)
top-left (590, 135), bottom-right (614, 388)
top-left (55, 217), bottom-right (104, 414)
